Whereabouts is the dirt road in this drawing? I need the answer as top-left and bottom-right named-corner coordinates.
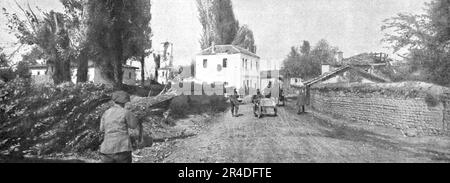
top-left (160, 101), bottom-right (450, 163)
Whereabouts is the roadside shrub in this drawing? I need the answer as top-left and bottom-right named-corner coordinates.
top-left (167, 95), bottom-right (229, 119)
top-left (168, 96), bottom-right (190, 118)
top-left (208, 95), bottom-right (228, 113)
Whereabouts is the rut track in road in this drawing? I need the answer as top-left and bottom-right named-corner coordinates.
top-left (161, 103), bottom-right (450, 163)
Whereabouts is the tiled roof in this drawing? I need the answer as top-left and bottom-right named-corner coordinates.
top-left (29, 64), bottom-right (48, 69)
top-left (332, 53), bottom-right (389, 66)
top-left (199, 45), bottom-right (260, 58)
top-left (302, 65), bottom-right (389, 87)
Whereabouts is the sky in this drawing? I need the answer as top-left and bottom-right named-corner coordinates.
top-left (0, 0), bottom-right (430, 65)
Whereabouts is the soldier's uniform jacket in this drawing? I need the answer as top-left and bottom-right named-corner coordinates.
top-left (100, 104), bottom-right (138, 154)
top-left (297, 88), bottom-right (309, 106)
top-left (263, 87), bottom-right (272, 98)
top-left (252, 94), bottom-right (264, 104)
top-left (230, 94), bottom-right (239, 105)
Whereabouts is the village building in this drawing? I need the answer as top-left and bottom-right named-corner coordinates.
top-left (318, 52), bottom-right (391, 84)
top-left (155, 41), bottom-right (175, 85)
top-left (29, 64), bottom-right (50, 77)
top-left (195, 44), bottom-right (261, 94)
top-left (290, 77), bottom-right (304, 87)
top-left (29, 61), bottom-right (138, 85)
top-left (259, 59), bottom-right (284, 90)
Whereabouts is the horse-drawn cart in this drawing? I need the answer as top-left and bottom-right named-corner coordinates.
top-left (253, 98), bottom-right (278, 118)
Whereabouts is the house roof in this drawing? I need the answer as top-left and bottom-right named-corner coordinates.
top-left (198, 45), bottom-right (260, 59)
top-left (328, 53), bottom-right (390, 66)
top-left (300, 65), bottom-right (390, 87)
top-left (29, 64), bottom-right (48, 69)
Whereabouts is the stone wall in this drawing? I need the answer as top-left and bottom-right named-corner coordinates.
top-left (443, 91), bottom-right (450, 133)
top-left (310, 82), bottom-right (450, 136)
top-left (32, 75), bottom-right (53, 85)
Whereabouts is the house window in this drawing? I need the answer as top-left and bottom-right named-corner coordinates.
top-left (203, 59), bottom-right (208, 68)
top-left (223, 58), bottom-right (228, 68)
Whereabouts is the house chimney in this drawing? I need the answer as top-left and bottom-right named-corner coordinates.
top-left (211, 41), bottom-right (216, 54)
top-left (337, 51), bottom-right (344, 63)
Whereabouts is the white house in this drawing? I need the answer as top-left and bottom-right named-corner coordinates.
top-left (29, 61), bottom-right (138, 85)
top-left (29, 64), bottom-right (49, 76)
top-left (290, 77), bottom-right (304, 87)
top-left (195, 44), bottom-right (261, 94)
top-left (157, 68), bottom-right (172, 85)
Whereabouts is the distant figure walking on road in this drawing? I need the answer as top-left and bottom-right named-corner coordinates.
top-left (100, 91), bottom-right (139, 163)
top-left (297, 87), bottom-right (309, 114)
top-left (230, 89), bottom-right (240, 117)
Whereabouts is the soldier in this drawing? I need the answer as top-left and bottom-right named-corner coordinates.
top-left (297, 87), bottom-right (308, 114)
top-left (252, 89), bottom-right (264, 103)
top-left (279, 89), bottom-right (285, 106)
top-left (263, 81), bottom-right (273, 98)
top-left (100, 91), bottom-right (139, 163)
top-left (230, 89), bottom-right (240, 117)
top-left (252, 89), bottom-right (264, 116)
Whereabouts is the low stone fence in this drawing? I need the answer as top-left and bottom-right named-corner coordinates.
top-left (310, 82), bottom-right (450, 136)
top-left (32, 75), bottom-right (53, 85)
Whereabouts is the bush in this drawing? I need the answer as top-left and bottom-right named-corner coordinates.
top-left (0, 68), bottom-right (16, 82)
top-left (208, 95), bottom-right (228, 113)
top-left (167, 95), bottom-right (229, 119)
top-left (168, 96), bottom-right (191, 118)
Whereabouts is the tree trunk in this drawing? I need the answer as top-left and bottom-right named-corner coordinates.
top-left (140, 54), bottom-right (145, 87)
top-left (62, 57), bottom-right (71, 83)
top-left (112, 0), bottom-right (124, 88)
top-left (153, 54), bottom-right (160, 83)
top-left (51, 48), bottom-right (64, 85)
top-left (95, 61), bottom-right (115, 87)
top-left (77, 48), bottom-right (89, 83)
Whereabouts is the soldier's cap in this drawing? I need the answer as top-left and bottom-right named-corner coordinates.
top-left (112, 90), bottom-right (130, 104)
